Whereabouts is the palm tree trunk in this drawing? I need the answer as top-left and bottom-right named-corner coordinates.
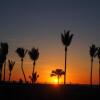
top-left (58, 75), bottom-right (59, 84)
top-left (9, 71), bottom-right (11, 81)
top-left (3, 61), bottom-right (6, 81)
top-left (32, 61), bottom-right (35, 84)
top-left (64, 46), bottom-right (67, 85)
top-left (21, 59), bottom-right (26, 83)
top-left (33, 61), bottom-right (35, 74)
top-left (99, 59), bottom-right (100, 86)
top-left (90, 58), bottom-right (93, 86)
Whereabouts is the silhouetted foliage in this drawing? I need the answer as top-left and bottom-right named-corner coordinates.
top-left (28, 48), bottom-right (39, 84)
top-left (96, 47), bottom-right (100, 85)
top-left (0, 48), bottom-right (6, 81)
top-left (51, 69), bottom-right (65, 84)
top-left (28, 48), bottom-right (39, 66)
top-left (16, 48), bottom-right (27, 83)
top-left (61, 30), bottom-right (74, 84)
top-left (29, 72), bottom-right (39, 84)
top-left (8, 60), bottom-right (15, 81)
top-left (89, 44), bottom-right (98, 86)
top-left (0, 42), bottom-right (8, 81)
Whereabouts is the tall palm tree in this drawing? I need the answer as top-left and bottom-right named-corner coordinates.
top-left (8, 60), bottom-right (15, 81)
top-left (61, 30), bottom-right (74, 84)
top-left (50, 69), bottom-right (65, 84)
top-left (89, 44), bottom-right (98, 86)
top-left (28, 48), bottom-right (39, 78)
top-left (1, 42), bottom-right (8, 81)
top-left (0, 48), bottom-right (6, 81)
top-left (97, 47), bottom-right (100, 85)
top-left (16, 48), bottom-right (27, 83)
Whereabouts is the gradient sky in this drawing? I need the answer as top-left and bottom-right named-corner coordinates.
top-left (0, 0), bottom-right (100, 84)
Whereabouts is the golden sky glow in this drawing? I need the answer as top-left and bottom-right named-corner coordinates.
top-left (0, 0), bottom-right (100, 85)
top-left (3, 44), bottom-right (99, 85)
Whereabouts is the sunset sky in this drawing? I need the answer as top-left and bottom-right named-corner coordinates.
top-left (0, 0), bottom-right (100, 84)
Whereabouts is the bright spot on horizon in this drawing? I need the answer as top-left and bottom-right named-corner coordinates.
top-left (53, 78), bottom-right (58, 84)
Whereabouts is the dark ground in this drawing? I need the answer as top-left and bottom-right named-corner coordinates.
top-left (0, 82), bottom-right (100, 100)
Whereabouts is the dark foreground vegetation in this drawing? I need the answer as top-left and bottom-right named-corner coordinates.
top-left (0, 82), bottom-right (99, 100)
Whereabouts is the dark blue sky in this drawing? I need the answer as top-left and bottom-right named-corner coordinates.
top-left (0, 0), bottom-right (100, 52)
top-left (0, 0), bottom-right (100, 83)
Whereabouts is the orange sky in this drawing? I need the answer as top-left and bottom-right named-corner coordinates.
top-left (2, 41), bottom-right (99, 85)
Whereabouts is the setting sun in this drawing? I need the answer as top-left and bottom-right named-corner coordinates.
top-left (53, 78), bottom-right (58, 84)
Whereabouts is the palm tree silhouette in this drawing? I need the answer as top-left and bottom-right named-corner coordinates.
top-left (61, 30), bottom-right (73, 84)
top-left (89, 44), bottom-right (98, 86)
top-left (8, 60), bottom-right (15, 81)
top-left (50, 69), bottom-right (65, 84)
top-left (1, 42), bottom-right (8, 81)
top-left (29, 72), bottom-right (39, 84)
top-left (16, 48), bottom-right (27, 83)
top-left (28, 48), bottom-right (39, 83)
top-left (0, 48), bottom-right (6, 81)
top-left (97, 47), bottom-right (100, 85)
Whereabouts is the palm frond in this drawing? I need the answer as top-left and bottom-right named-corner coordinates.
top-left (61, 30), bottom-right (73, 47)
top-left (28, 48), bottom-right (39, 61)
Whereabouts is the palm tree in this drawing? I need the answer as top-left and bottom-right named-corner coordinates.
top-left (50, 69), bottom-right (65, 84)
top-left (28, 48), bottom-right (39, 78)
top-left (29, 72), bottom-right (39, 84)
top-left (8, 60), bottom-right (15, 81)
top-left (97, 47), bottom-right (100, 85)
top-left (1, 42), bottom-right (8, 81)
top-left (89, 44), bottom-right (98, 86)
top-left (61, 30), bottom-right (74, 84)
top-left (16, 48), bottom-right (27, 83)
top-left (0, 48), bottom-right (6, 81)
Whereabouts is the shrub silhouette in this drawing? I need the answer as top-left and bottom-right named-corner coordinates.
top-left (29, 72), bottom-right (39, 84)
top-left (16, 48), bottom-right (27, 83)
top-left (8, 60), bottom-right (15, 81)
top-left (50, 69), bottom-right (65, 84)
top-left (61, 30), bottom-right (73, 84)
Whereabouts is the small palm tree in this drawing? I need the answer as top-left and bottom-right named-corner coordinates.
top-left (50, 69), bottom-right (65, 84)
top-left (29, 72), bottom-right (39, 84)
top-left (97, 47), bottom-right (100, 85)
top-left (89, 44), bottom-right (98, 86)
top-left (0, 48), bottom-right (6, 81)
top-left (28, 48), bottom-right (39, 76)
top-left (1, 42), bottom-right (8, 81)
top-left (8, 60), bottom-right (15, 81)
top-left (61, 30), bottom-right (73, 84)
top-left (16, 48), bottom-right (27, 83)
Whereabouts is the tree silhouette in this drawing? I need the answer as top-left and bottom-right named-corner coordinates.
top-left (50, 69), bottom-right (65, 84)
top-left (16, 48), bottom-right (27, 83)
top-left (28, 48), bottom-right (39, 84)
top-left (29, 72), bottom-right (39, 84)
top-left (0, 48), bottom-right (6, 81)
top-left (1, 42), bottom-right (8, 81)
top-left (89, 44), bottom-right (98, 86)
top-left (97, 47), bottom-right (100, 86)
top-left (8, 60), bottom-right (15, 81)
top-left (61, 30), bottom-right (73, 84)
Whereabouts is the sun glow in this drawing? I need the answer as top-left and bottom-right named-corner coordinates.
top-left (50, 77), bottom-right (58, 84)
top-left (53, 78), bottom-right (58, 84)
